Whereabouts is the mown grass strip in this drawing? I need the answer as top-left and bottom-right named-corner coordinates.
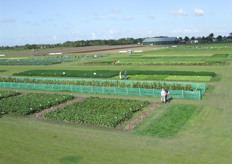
top-left (134, 104), bottom-right (201, 138)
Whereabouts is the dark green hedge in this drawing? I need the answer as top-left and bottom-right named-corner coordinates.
top-left (13, 70), bottom-right (216, 78)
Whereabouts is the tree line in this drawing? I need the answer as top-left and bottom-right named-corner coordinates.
top-left (180, 33), bottom-right (232, 43)
top-left (1, 33), bottom-right (232, 50)
top-left (0, 38), bottom-right (143, 50)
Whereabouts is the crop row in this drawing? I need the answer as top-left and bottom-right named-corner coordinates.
top-left (0, 90), bottom-right (20, 100)
top-left (123, 75), bottom-right (212, 82)
top-left (114, 54), bottom-right (229, 60)
top-left (164, 76), bottom-right (212, 82)
top-left (0, 93), bottom-right (74, 115)
top-left (0, 77), bottom-right (193, 91)
top-left (13, 70), bottom-right (216, 78)
top-left (0, 55), bottom-right (96, 65)
top-left (93, 54), bottom-right (230, 66)
top-left (44, 97), bottom-right (149, 128)
top-left (95, 59), bottom-right (227, 66)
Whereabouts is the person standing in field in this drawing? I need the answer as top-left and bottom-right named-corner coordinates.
top-left (113, 60), bottom-right (116, 64)
top-left (165, 88), bottom-right (169, 102)
top-left (119, 71), bottom-right (122, 80)
top-left (124, 71), bottom-right (127, 80)
top-left (161, 89), bottom-right (166, 103)
top-left (118, 60), bottom-right (120, 64)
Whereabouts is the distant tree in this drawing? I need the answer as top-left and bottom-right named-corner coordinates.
top-left (228, 33), bottom-right (232, 40)
top-left (191, 37), bottom-right (195, 40)
top-left (207, 33), bottom-right (214, 42)
top-left (178, 37), bottom-right (183, 41)
top-left (184, 36), bottom-right (189, 42)
top-left (201, 36), bottom-right (206, 40)
top-left (216, 35), bottom-right (223, 42)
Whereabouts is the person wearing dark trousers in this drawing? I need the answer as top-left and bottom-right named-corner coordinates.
top-left (165, 88), bottom-right (169, 102)
top-left (124, 71), bottom-right (127, 80)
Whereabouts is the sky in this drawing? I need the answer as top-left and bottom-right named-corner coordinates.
top-left (0, 0), bottom-right (232, 46)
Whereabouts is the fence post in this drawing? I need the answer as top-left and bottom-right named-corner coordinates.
top-left (139, 88), bottom-right (141, 96)
top-left (126, 87), bottom-right (128, 95)
top-left (182, 90), bottom-right (184, 99)
top-left (102, 86), bottom-right (104, 94)
top-left (114, 87), bottom-right (116, 94)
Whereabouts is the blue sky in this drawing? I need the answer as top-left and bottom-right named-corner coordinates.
top-left (0, 0), bottom-right (232, 46)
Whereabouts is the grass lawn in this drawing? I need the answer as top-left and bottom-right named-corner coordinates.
top-left (0, 43), bottom-right (232, 163)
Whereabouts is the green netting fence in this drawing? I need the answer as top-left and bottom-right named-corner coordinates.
top-left (1, 76), bottom-right (207, 92)
top-left (0, 82), bottom-right (203, 100)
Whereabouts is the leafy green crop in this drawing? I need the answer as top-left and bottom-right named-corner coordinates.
top-left (0, 55), bottom-right (96, 65)
top-left (13, 70), bottom-right (216, 78)
top-left (0, 90), bottom-right (20, 100)
top-left (165, 76), bottom-right (212, 82)
top-left (0, 93), bottom-right (74, 115)
top-left (44, 97), bottom-right (149, 128)
top-left (0, 77), bottom-right (193, 91)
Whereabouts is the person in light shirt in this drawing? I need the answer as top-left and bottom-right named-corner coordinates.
top-left (161, 89), bottom-right (166, 103)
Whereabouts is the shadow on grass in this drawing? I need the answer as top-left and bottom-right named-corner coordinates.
top-left (59, 155), bottom-right (83, 164)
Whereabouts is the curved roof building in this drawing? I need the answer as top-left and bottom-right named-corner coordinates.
top-left (143, 37), bottom-right (178, 45)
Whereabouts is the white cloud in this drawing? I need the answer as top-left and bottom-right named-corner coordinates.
top-left (81, 18), bottom-right (87, 22)
top-left (0, 18), bottom-right (16, 23)
top-left (171, 28), bottom-right (200, 35)
top-left (108, 16), bottom-right (118, 20)
top-left (170, 9), bottom-right (188, 16)
top-left (124, 16), bottom-right (133, 21)
top-left (194, 8), bottom-right (204, 16)
top-left (113, 8), bottom-right (121, 13)
top-left (148, 15), bottom-right (156, 20)
top-left (22, 20), bottom-right (31, 24)
top-left (109, 30), bottom-right (119, 35)
top-left (52, 35), bottom-right (57, 41)
top-left (91, 32), bottom-right (97, 39)
top-left (93, 12), bottom-right (99, 17)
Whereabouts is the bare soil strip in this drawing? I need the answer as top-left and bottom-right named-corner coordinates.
top-left (70, 46), bottom-right (144, 53)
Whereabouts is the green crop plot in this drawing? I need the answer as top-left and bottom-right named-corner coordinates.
top-left (0, 55), bottom-right (98, 65)
top-left (0, 90), bottom-right (20, 100)
top-left (95, 53), bottom-right (230, 66)
top-left (13, 70), bottom-right (216, 78)
top-left (0, 93), bottom-right (73, 115)
top-left (44, 97), bottom-right (149, 127)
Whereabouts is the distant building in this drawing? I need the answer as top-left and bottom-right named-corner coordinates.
top-left (190, 40), bottom-right (199, 44)
top-left (142, 36), bottom-right (178, 45)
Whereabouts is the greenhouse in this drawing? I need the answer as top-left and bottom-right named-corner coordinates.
top-left (143, 37), bottom-right (178, 45)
